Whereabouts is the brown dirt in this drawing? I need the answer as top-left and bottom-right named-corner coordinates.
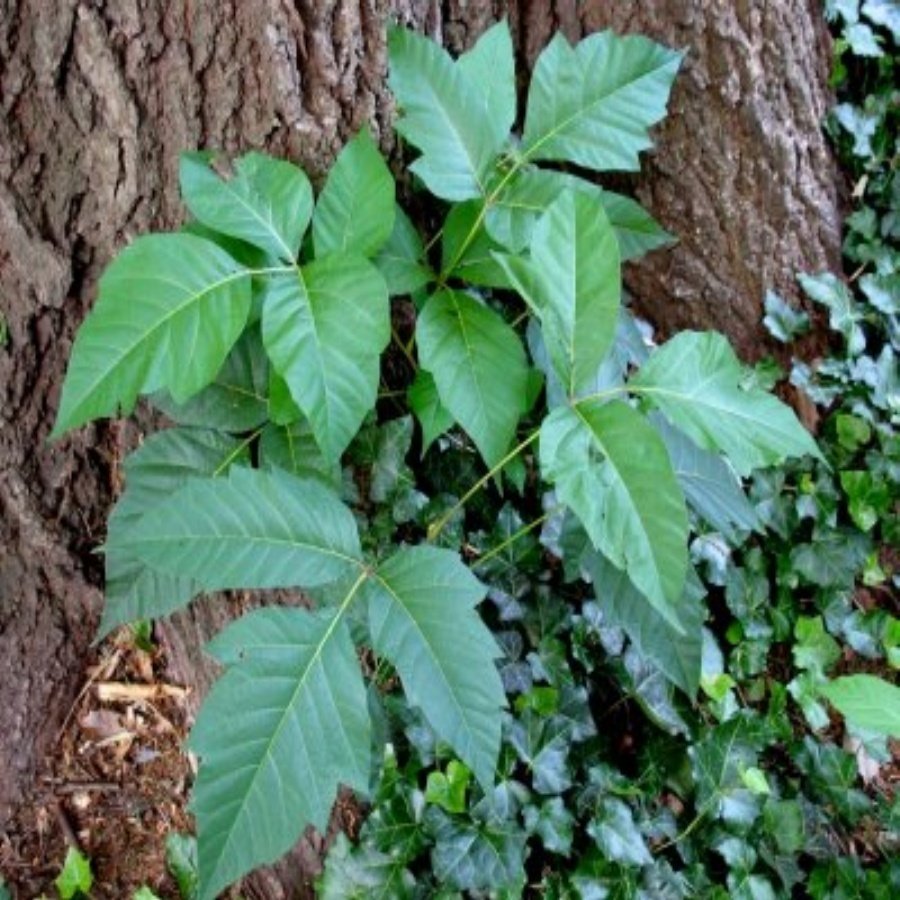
top-left (1, 627), bottom-right (194, 899)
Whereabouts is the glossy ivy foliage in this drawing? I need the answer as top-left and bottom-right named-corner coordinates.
top-left (54, 21), bottom-right (824, 900)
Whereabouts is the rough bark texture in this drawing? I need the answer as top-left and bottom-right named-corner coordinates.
top-left (0, 0), bottom-right (840, 896)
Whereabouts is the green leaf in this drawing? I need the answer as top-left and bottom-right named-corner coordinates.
top-left (267, 369), bottom-right (302, 426)
top-left (540, 401), bottom-right (689, 620)
top-left (630, 331), bottom-right (823, 476)
top-left (417, 289), bottom-right (527, 468)
top-left (388, 27), bottom-right (503, 200)
top-left (53, 234), bottom-right (252, 436)
top-left (319, 833), bottom-right (415, 900)
top-left (363, 546), bottom-right (505, 789)
top-left (762, 290), bottom-right (810, 343)
top-left (498, 190), bottom-right (620, 397)
top-left (190, 605), bottom-right (371, 900)
top-left (522, 31), bottom-right (682, 172)
top-left (133, 889), bottom-right (161, 900)
top-left (798, 272), bottom-right (866, 355)
top-left (487, 167), bottom-right (673, 260)
top-left (457, 21), bottom-right (516, 144)
top-left (840, 470), bottom-right (891, 531)
top-left (101, 428), bottom-right (250, 637)
top-left (822, 675), bottom-right (900, 738)
top-left (180, 151), bottom-right (312, 262)
top-left (523, 797), bottom-right (574, 855)
top-left (126, 467), bottom-right (362, 592)
top-left (312, 129), bottom-right (395, 258)
top-left (259, 420), bottom-right (341, 487)
top-left (792, 617), bottom-right (841, 676)
top-left (584, 550), bottom-right (703, 696)
top-left (151, 325), bottom-right (269, 433)
top-left (652, 415), bottom-right (758, 541)
top-left (408, 369), bottom-right (454, 454)
top-left (441, 201), bottom-right (511, 288)
top-left (587, 798), bottom-right (652, 867)
top-left (165, 833), bottom-right (198, 900)
top-left (55, 847), bottom-right (93, 900)
top-left (261, 256), bottom-right (390, 460)
top-left (426, 807), bottom-right (527, 892)
top-left (425, 760), bottom-right (472, 813)
top-left (374, 205), bottom-right (434, 296)
top-left (507, 712), bottom-right (573, 794)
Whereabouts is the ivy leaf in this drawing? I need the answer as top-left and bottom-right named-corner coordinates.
top-left (180, 151), bottom-right (313, 262)
top-left (862, 0), bottom-right (900, 40)
top-left (587, 798), bottom-right (653, 867)
top-left (55, 847), bottom-right (93, 900)
top-left (190, 606), bottom-right (371, 900)
top-left (101, 428), bottom-right (250, 637)
top-left (417, 289), bottom-right (527, 468)
top-left (652, 415), bottom-right (758, 541)
top-left (522, 31), bottom-right (682, 172)
top-left (408, 370), bottom-right (454, 454)
top-left (499, 191), bottom-right (621, 398)
top-left (388, 27), bottom-right (503, 200)
top-left (523, 797), bottom-right (575, 855)
top-left (507, 712), bottom-right (573, 795)
top-left (319, 834), bottom-right (415, 900)
top-left (151, 325), bottom-right (269, 433)
top-left (822, 675), bottom-right (900, 738)
top-left (363, 546), bottom-right (506, 789)
top-left (425, 761), bottom-right (471, 813)
top-left (312, 129), bottom-right (395, 258)
top-left (799, 272), bottom-right (866, 355)
top-left (53, 234), bottom-right (252, 436)
top-left (762, 290), bottom-right (810, 343)
top-left (457, 20), bottom-right (516, 148)
top-left (584, 550), bottom-right (703, 696)
top-left (375, 205), bottom-right (434, 296)
top-left (540, 401), bottom-right (689, 622)
top-left (126, 467), bottom-right (362, 592)
top-left (426, 807), bottom-right (527, 893)
top-left (631, 331), bottom-right (823, 476)
top-left (261, 256), bottom-right (390, 461)
top-left (487, 167), bottom-right (673, 260)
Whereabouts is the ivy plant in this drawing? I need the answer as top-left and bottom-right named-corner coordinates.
top-left (52, 20), bottom-right (822, 899)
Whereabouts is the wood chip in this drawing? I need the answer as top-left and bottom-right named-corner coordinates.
top-left (95, 682), bottom-right (189, 702)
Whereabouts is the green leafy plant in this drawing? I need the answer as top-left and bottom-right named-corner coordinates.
top-left (53, 20), bottom-right (823, 898)
top-left (54, 847), bottom-right (92, 900)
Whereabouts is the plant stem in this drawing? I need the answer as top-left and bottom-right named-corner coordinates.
top-left (427, 429), bottom-right (540, 541)
top-left (474, 510), bottom-right (551, 568)
top-left (213, 426), bottom-right (265, 477)
top-left (392, 325), bottom-right (418, 370)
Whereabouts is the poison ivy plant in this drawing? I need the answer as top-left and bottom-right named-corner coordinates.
top-left (52, 18), bottom-right (825, 899)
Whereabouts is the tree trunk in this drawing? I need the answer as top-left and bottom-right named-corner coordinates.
top-left (0, 0), bottom-right (840, 896)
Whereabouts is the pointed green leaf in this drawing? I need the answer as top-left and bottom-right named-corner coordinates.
top-left (151, 325), bottom-right (269, 433)
top-left (441, 201), bottom-right (511, 288)
top-left (408, 370), bottom-right (455, 454)
top-left (102, 428), bottom-right (250, 637)
top-left (417, 290), bottom-right (527, 468)
top-left (312, 129), bottom-right (395, 258)
top-left (55, 847), bottom-right (93, 900)
top-left (630, 331), bottom-right (823, 476)
top-left (374, 205), bottom-right (434, 296)
top-left (522, 31), bottom-right (683, 171)
top-left (540, 401), bottom-right (689, 617)
top-left (126, 467), bottom-right (362, 591)
top-left (180, 151), bottom-right (312, 262)
top-left (363, 547), bottom-right (506, 789)
top-left (486, 167), bottom-right (673, 260)
top-left (53, 234), bottom-right (251, 436)
top-left (261, 256), bottom-right (390, 460)
top-left (821, 675), bottom-right (900, 738)
top-left (457, 20), bottom-right (516, 148)
top-left (190, 606), bottom-right (371, 900)
top-left (584, 550), bottom-right (703, 696)
top-left (498, 190), bottom-right (620, 397)
top-left (388, 27), bottom-right (503, 200)
top-left (259, 421), bottom-right (341, 488)
top-left (651, 414), bottom-right (758, 541)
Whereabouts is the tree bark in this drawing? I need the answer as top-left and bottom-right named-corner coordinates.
top-left (0, 0), bottom-right (840, 896)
